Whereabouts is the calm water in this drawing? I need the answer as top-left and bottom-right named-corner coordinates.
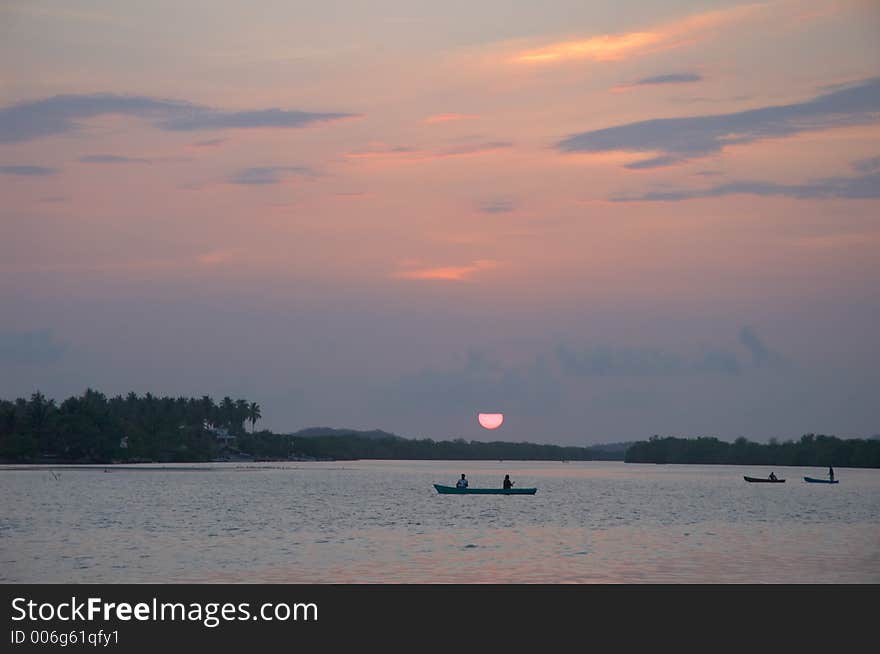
top-left (1, 460), bottom-right (878, 583)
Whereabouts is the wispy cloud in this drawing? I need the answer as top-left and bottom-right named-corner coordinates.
top-left (852, 154), bottom-right (880, 174)
top-left (0, 165), bottom-right (58, 176)
top-left (623, 155), bottom-right (681, 170)
top-left (228, 166), bottom-right (317, 185)
top-left (613, 72), bottom-right (703, 93)
top-left (346, 145), bottom-right (420, 160)
top-left (0, 93), bottom-right (357, 143)
top-left (555, 327), bottom-right (784, 377)
top-left (347, 141), bottom-right (513, 162)
top-left (393, 259), bottom-right (498, 281)
top-left (195, 250), bottom-right (236, 266)
top-left (423, 113), bottom-right (479, 124)
top-left (514, 3), bottom-right (763, 64)
top-left (478, 200), bottom-right (516, 214)
top-left (158, 108), bottom-right (354, 132)
top-left (739, 326), bottom-right (788, 368)
top-left (612, 172), bottom-right (880, 201)
top-left (79, 154), bottom-right (152, 164)
top-left (191, 138), bottom-right (226, 148)
top-left (556, 344), bottom-right (741, 376)
top-left (634, 72), bottom-right (703, 86)
top-left (558, 77), bottom-right (880, 167)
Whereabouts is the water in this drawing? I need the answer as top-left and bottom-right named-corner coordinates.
top-left (1, 460), bottom-right (878, 583)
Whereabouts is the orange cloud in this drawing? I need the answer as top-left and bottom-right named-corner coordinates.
top-left (394, 259), bottom-right (498, 281)
top-left (346, 141), bottom-right (512, 162)
top-left (513, 3), bottom-right (766, 64)
top-left (423, 113), bottom-right (480, 124)
top-left (517, 32), bottom-right (663, 63)
top-left (196, 250), bottom-right (236, 265)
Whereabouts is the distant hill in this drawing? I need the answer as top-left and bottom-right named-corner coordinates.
top-left (290, 427), bottom-right (407, 441)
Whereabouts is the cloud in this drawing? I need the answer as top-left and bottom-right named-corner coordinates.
top-left (195, 250), bottom-right (236, 265)
top-left (0, 93), bottom-right (356, 143)
top-left (738, 326), bottom-right (788, 369)
top-left (852, 155), bottom-right (880, 174)
top-left (158, 108), bottom-right (354, 132)
top-left (478, 200), bottom-right (515, 214)
top-left (623, 155), bottom-right (681, 170)
top-left (738, 326), bottom-right (769, 367)
top-left (554, 331), bottom-right (782, 377)
top-left (614, 72), bottom-right (704, 93)
top-left (393, 259), bottom-right (498, 281)
top-left (346, 145), bottom-right (420, 160)
top-left (557, 77), bottom-right (880, 166)
top-left (0, 165), bottom-right (58, 176)
top-left (347, 141), bottom-right (513, 162)
top-left (634, 72), bottom-right (703, 86)
top-left (556, 344), bottom-right (718, 376)
top-left (516, 31), bottom-right (664, 64)
top-left (228, 166), bottom-right (317, 185)
top-left (0, 330), bottom-right (66, 365)
top-left (514, 3), bottom-right (763, 64)
top-left (192, 138), bottom-right (226, 148)
top-left (79, 154), bottom-right (152, 164)
top-left (611, 172), bottom-right (880, 201)
top-left (0, 94), bottom-right (194, 143)
top-left (392, 349), bottom-right (562, 417)
top-left (423, 114), bottom-right (479, 124)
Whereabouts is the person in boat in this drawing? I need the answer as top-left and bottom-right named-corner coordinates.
top-left (503, 474), bottom-right (514, 490)
top-left (769, 472), bottom-right (778, 481)
top-left (829, 466), bottom-right (834, 482)
top-left (456, 474), bottom-right (468, 489)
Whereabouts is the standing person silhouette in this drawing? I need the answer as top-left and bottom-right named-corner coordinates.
top-left (829, 466), bottom-right (834, 482)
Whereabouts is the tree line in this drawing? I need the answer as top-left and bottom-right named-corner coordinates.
top-left (0, 389), bottom-right (615, 463)
top-left (0, 389), bottom-right (261, 463)
top-left (6, 389), bottom-right (874, 467)
top-left (624, 434), bottom-right (880, 468)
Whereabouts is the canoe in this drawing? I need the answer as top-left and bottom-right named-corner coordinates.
top-left (433, 484), bottom-right (537, 495)
top-left (804, 477), bottom-right (838, 484)
top-left (743, 475), bottom-right (785, 483)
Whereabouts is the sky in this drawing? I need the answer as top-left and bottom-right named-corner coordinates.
top-left (1, 0), bottom-right (878, 445)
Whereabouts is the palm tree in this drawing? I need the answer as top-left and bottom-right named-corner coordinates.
top-left (234, 399), bottom-right (249, 434)
top-left (247, 402), bottom-right (262, 433)
top-left (220, 396), bottom-right (235, 429)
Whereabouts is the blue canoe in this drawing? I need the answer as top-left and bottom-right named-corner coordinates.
top-left (804, 477), bottom-right (838, 484)
top-left (434, 484), bottom-right (537, 495)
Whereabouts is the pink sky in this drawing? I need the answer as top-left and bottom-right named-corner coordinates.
top-left (1, 0), bottom-right (878, 443)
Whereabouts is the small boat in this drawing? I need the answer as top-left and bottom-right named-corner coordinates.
top-left (743, 475), bottom-right (785, 483)
top-left (433, 484), bottom-right (537, 495)
top-left (804, 477), bottom-right (838, 484)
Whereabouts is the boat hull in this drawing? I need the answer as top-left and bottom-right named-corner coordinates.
top-left (804, 477), bottom-right (838, 484)
top-left (433, 484), bottom-right (537, 495)
top-left (743, 476), bottom-right (785, 483)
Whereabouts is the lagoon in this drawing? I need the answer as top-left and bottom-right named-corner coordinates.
top-left (1, 460), bottom-right (878, 583)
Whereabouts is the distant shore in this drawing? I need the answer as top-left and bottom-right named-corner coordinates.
top-left (3, 390), bottom-right (878, 468)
